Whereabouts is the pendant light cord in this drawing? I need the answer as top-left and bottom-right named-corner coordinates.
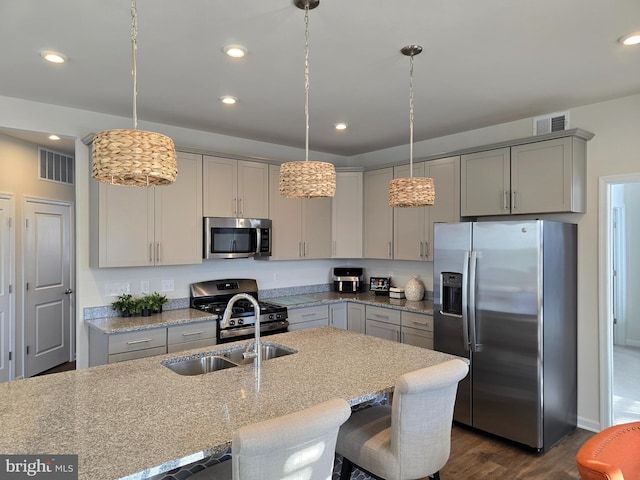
top-left (131, 0), bottom-right (138, 130)
top-left (304, 3), bottom-right (310, 162)
top-left (409, 52), bottom-right (415, 178)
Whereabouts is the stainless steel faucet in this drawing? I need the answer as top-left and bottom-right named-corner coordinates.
top-left (221, 293), bottom-right (261, 371)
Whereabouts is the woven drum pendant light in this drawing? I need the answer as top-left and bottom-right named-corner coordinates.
top-left (279, 0), bottom-right (336, 198)
top-left (92, 0), bottom-right (177, 187)
top-left (389, 45), bottom-right (435, 207)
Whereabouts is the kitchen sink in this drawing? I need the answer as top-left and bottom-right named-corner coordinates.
top-left (162, 342), bottom-right (297, 376)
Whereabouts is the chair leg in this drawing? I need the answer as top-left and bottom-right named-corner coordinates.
top-left (340, 457), bottom-right (354, 480)
top-left (429, 472), bottom-right (441, 480)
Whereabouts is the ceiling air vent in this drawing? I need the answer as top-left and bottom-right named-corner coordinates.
top-left (533, 111), bottom-right (569, 135)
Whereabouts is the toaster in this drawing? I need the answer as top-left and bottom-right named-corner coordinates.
top-left (333, 267), bottom-right (364, 293)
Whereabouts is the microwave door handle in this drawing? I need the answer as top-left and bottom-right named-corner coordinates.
top-left (255, 228), bottom-right (261, 255)
top-left (461, 250), bottom-right (471, 351)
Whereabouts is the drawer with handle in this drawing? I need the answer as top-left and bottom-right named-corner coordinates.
top-left (167, 321), bottom-right (217, 345)
top-left (288, 305), bottom-right (329, 326)
top-left (365, 305), bottom-right (401, 326)
top-left (108, 328), bottom-right (167, 355)
top-left (401, 311), bottom-right (433, 332)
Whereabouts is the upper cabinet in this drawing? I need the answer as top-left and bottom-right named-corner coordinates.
top-left (332, 172), bottom-right (363, 258)
top-left (268, 165), bottom-right (332, 260)
top-left (92, 152), bottom-right (203, 267)
top-left (461, 136), bottom-right (587, 217)
top-left (394, 156), bottom-right (460, 261)
top-left (203, 155), bottom-right (269, 219)
top-left (364, 168), bottom-right (394, 259)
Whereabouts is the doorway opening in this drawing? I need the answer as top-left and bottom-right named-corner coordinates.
top-left (599, 174), bottom-right (640, 428)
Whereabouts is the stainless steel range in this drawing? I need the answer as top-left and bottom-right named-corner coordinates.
top-left (190, 279), bottom-right (288, 343)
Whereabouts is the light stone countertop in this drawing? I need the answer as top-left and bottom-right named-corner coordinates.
top-left (0, 327), bottom-right (461, 480)
top-left (86, 292), bottom-right (433, 335)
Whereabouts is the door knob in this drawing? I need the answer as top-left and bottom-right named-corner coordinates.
top-left (64, 289), bottom-right (73, 294)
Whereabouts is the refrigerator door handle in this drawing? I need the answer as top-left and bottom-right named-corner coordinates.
top-left (461, 250), bottom-right (471, 351)
top-left (469, 250), bottom-right (481, 352)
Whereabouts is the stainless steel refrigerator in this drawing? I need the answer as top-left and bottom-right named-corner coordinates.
top-left (433, 220), bottom-right (577, 451)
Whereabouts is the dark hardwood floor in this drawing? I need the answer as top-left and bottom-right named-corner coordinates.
top-left (33, 361), bottom-right (76, 376)
top-left (440, 424), bottom-right (593, 479)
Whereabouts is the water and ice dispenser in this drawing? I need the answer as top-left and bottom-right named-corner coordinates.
top-left (441, 272), bottom-right (463, 315)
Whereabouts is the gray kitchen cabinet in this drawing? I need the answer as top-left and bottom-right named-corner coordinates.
top-left (347, 302), bottom-right (366, 334)
top-left (394, 156), bottom-right (460, 261)
top-left (365, 305), bottom-right (401, 342)
top-left (329, 302), bottom-right (348, 330)
top-left (91, 152), bottom-right (203, 267)
top-left (167, 321), bottom-right (217, 353)
top-left (400, 311), bottom-right (433, 349)
top-left (268, 165), bottom-right (332, 260)
top-left (332, 172), bottom-right (363, 258)
top-left (461, 136), bottom-right (587, 216)
top-left (89, 327), bottom-right (167, 366)
top-left (364, 168), bottom-right (394, 259)
top-left (287, 305), bottom-right (329, 331)
top-left (203, 156), bottom-right (269, 219)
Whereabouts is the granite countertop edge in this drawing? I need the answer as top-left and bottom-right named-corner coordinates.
top-left (87, 292), bottom-right (434, 335)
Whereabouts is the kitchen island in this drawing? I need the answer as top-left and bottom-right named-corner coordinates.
top-left (0, 327), bottom-right (460, 479)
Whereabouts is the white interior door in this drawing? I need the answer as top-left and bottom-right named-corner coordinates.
top-left (0, 196), bottom-right (13, 382)
top-left (24, 199), bottom-right (73, 376)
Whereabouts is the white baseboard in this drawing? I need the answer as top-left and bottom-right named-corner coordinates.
top-left (577, 416), bottom-right (600, 433)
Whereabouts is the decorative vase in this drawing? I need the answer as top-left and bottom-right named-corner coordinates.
top-left (405, 276), bottom-right (424, 301)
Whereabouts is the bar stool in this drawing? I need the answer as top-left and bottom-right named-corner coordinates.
top-left (190, 397), bottom-right (351, 480)
top-left (336, 359), bottom-right (469, 480)
top-left (576, 421), bottom-right (640, 479)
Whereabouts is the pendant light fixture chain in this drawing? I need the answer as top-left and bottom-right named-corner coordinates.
top-left (131, 0), bottom-right (138, 130)
top-left (304, 2), bottom-right (310, 162)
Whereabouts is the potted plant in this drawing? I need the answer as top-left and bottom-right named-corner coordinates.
top-left (111, 293), bottom-right (135, 317)
top-left (147, 291), bottom-right (168, 314)
top-left (136, 295), bottom-right (155, 317)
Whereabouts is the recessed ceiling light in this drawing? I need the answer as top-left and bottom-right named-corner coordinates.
top-left (223, 45), bottom-right (248, 58)
top-left (334, 123), bottom-right (348, 131)
top-left (618, 32), bottom-right (640, 46)
top-left (48, 135), bottom-right (61, 141)
top-left (220, 96), bottom-right (238, 105)
top-left (41, 50), bottom-right (67, 64)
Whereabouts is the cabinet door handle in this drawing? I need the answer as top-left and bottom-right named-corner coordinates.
top-left (303, 241), bottom-right (307, 257)
top-left (424, 241), bottom-right (429, 260)
top-left (504, 191), bottom-right (509, 210)
top-left (233, 198), bottom-right (237, 216)
top-left (419, 242), bottom-right (423, 259)
top-left (238, 197), bottom-right (243, 217)
top-left (149, 243), bottom-right (153, 263)
top-left (298, 242), bottom-right (302, 257)
top-left (182, 330), bottom-right (205, 337)
top-left (156, 243), bottom-right (160, 263)
top-left (301, 313), bottom-right (316, 318)
top-left (127, 338), bottom-right (152, 345)
top-left (512, 190), bottom-right (517, 210)
top-left (373, 313), bottom-right (389, 320)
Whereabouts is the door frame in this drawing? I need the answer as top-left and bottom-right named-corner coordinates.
top-left (0, 193), bottom-right (15, 382)
top-left (22, 196), bottom-right (75, 375)
top-left (598, 173), bottom-right (640, 429)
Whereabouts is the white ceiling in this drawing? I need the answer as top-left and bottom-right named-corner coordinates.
top-left (1, 0), bottom-right (639, 157)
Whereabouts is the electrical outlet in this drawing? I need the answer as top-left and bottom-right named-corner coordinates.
top-left (105, 282), bottom-right (130, 296)
top-left (141, 280), bottom-right (149, 294)
top-left (162, 279), bottom-right (174, 292)
top-left (273, 272), bottom-right (279, 281)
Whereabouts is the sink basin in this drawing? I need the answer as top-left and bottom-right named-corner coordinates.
top-left (163, 355), bottom-right (237, 376)
top-left (162, 342), bottom-right (297, 376)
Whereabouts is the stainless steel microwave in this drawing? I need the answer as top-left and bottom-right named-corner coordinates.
top-left (203, 217), bottom-right (272, 259)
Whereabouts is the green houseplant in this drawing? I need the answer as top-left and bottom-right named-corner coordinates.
top-left (111, 294), bottom-right (136, 317)
top-left (136, 295), bottom-right (155, 317)
top-left (147, 291), bottom-right (168, 313)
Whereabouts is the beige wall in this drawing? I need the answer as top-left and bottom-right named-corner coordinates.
top-left (1, 92), bottom-right (640, 430)
top-left (623, 183), bottom-right (640, 345)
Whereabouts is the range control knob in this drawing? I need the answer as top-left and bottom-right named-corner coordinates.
top-left (238, 319), bottom-right (244, 325)
top-left (229, 320), bottom-right (236, 326)
top-left (269, 314), bottom-right (275, 320)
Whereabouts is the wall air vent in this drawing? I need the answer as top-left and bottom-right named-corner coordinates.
top-left (39, 147), bottom-right (74, 185)
top-left (533, 111), bottom-right (569, 135)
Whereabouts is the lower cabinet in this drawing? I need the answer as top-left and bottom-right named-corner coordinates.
top-left (363, 306), bottom-right (433, 349)
top-left (329, 303), bottom-right (347, 330)
top-left (287, 305), bottom-right (329, 331)
top-left (167, 321), bottom-right (217, 353)
top-left (89, 320), bottom-right (218, 366)
top-left (400, 311), bottom-right (434, 349)
top-left (365, 305), bottom-right (401, 342)
top-left (347, 303), bottom-right (366, 334)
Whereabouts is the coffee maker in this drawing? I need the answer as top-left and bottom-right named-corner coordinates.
top-left (333, 267), bottom-right (364, 293)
